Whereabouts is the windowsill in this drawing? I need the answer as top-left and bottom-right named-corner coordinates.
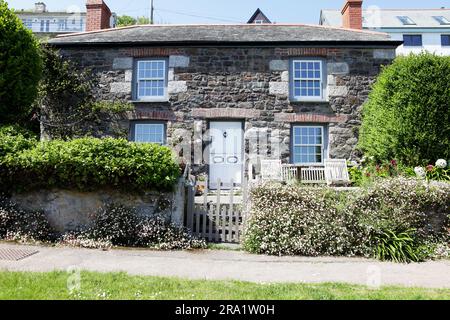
top-left (290, 99), bottom-right (329, 104)
top-left (129, 99), bottom-right (169, 103)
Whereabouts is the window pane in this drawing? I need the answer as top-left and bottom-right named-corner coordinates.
top-left (135, 124), bottom-right (164, 144)
top-left (292, 126), bottom-right (324, 164)
top-left (442, 35), bottom-right (450, 46)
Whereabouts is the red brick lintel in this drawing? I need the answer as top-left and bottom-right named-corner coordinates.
top-left (275, 48), bottom-right (341, 57)
top-left (192, 108), bottom-right (261, 119)
top-left (275, 113), bottom-right (348, 123)
top-left (127, 110), bottom-right (180, 121)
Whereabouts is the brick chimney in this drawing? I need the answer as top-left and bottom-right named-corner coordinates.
top-left (341, 0), bottom-right (363, 29)
top-left (86, 0), bottom-right (112, 32)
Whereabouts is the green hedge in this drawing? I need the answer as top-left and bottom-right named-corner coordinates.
top-left (0, 125), bottom-right (37, 157)
top-left (0, 135), bottom-right (180, 192)
top-left (358, 53), bottom-right (450, 166)
top-left (243, 178), bottom-right (450, 261)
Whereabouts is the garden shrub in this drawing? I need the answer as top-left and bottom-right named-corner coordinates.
top-left (0, 197), bottom-right (55, 242)
top-left (350, 177), bottom-right (450, 240)
top-left (0, 0), bottom-right (43, 125)
top-left (0, 199), bottom-right (205, 250)
top-left (62, 204), bottom-right (206, 250)
top-left (358, 53), bottom-right (450, 166)
top-left (0, 137), bottom-right (180, 192)
top-left (0, 125), bottom-right (37, 157)
top-left (243, 184), bottom-right (369, 257)
top-left (243, 178), bottom-right (449, 261)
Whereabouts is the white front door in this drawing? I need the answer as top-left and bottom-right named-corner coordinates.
top-left (209, 121), bottom-right (243, 189)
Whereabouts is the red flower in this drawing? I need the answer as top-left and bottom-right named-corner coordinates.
top-left (390, 159), bottom-right (397, 167)
top-left (365, 172), bottom-right (371, 177)
top-left (426, 165), bottom-right (434, 171)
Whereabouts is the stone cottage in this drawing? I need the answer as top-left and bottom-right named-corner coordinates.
top-left (48, 0), bottom-right (401, 189)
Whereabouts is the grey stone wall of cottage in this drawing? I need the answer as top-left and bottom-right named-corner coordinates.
top-left (57, 46), bottom-right (395, 175)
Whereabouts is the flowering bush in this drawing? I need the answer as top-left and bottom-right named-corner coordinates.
top-left (0, 197), bottom-right (55, 242)
top-left (0, 199), bottom-right (205, 250)
top-left (413, 159), bottom-right (450, 182)
top-left (67, 204), bottom-right (206, 250)
top-left (243, 178), bottom-right (449, 261)
top-left (243, 184), bottom-right (370, 256)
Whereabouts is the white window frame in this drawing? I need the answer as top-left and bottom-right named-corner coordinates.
top-left (291, 59), bottom-right (324, 102)
top-left (135, 59), bottom-right (168, 101)
top-left (292, 125), bottom-right (325, 165)
top-left (133, 123), bottom-right (165, 145)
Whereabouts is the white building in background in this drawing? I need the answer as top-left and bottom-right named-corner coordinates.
top-left (15, 2), bottom-right (86, 36)
top-left (15, 2), bottom-right (116, 37)
top-left (320, 5), bottom-right (450, 56)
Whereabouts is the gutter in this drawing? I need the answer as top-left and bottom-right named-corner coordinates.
top-left (47, 40), bottom-right (403, 48)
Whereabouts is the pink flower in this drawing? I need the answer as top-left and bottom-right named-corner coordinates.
top-left (426, 165), bottom-right (434, 172)
top-left (390, 160), bottom-right (397, 167)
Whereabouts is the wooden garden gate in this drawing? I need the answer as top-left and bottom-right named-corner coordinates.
top-left (185, 178), bottom-right (248, 243)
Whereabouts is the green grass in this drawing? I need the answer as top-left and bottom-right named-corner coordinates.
top-left (0, 271), bottom-right (449, 300)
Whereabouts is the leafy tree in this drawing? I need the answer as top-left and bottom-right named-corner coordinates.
top-left (358, 53), bottom-right (450, 166)
top-left (0, 0), bottom-right (42, 125)
top-left (136, 16), bottom-right (150, 25)
top-left (117, 15), bottom-right (150, 27)
top-left (117, 15), bottom-right (136, 27)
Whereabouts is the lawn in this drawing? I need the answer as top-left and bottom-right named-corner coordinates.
top-left (0, 271), bottom-right (449, 300)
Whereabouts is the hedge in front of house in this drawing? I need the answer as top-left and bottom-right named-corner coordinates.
top-left (243, 178), bottom-right (449, 259)
top-left (0, 137), bottom-right (180, 192)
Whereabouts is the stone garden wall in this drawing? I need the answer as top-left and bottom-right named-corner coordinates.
top-left (11, 179), bottom-right (185, 233)
top-left (57, 46), bottom-right (396, 175)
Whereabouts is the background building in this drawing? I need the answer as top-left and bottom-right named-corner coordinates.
top-left (15, 1), bottom-right (116, 38)
top-left (319, 0), bottom-right (450, 56)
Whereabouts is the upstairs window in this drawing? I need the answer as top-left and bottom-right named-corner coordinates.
top-left (403, 34), bottom-right (422, 47)
top-left (442, 35), bottom-right (450, 46)
top-left (397, 16), bottom-right (416, 25)
top-left (291, 60), bottom-right (324, 101)
top-left (135, 59), bottom-right (167, 101)
top-left (433, 16), bottom-right (450, 25)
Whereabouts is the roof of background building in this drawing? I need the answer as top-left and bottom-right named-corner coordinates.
top-left (320, 8), bottom-right (450, 29)
top-left (48, 23), bottom-right (400, 46)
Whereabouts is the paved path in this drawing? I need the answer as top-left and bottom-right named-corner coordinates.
top-left (1, 242), bottom-right (449, 288)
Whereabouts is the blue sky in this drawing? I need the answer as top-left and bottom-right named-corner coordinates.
top-left (8, 0), bottom-right (450, 24)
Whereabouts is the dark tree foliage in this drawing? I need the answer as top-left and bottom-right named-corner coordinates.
top-left (37, 45), bottom-right (96, 139)
top-left (0, 0), bottom-right (42, 125)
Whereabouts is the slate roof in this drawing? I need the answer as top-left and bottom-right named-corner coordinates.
top-left (320, 8), bottom-right (450, 29)
top-left (48, 23), bottom-right (399, 47)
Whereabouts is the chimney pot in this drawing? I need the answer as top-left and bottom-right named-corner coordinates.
top-left (341, 0), bottom-right (363, 30)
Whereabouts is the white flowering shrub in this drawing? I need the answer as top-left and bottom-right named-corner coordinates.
top-left (1, 199), bottom-right (205, 250)
top-left (349, 177), bottom-right (449, 240)
top-left (69, 204), bottom-right (206, 250)
top-left (243, 178), bottom-right (449, 259)
top-left (243, 184), bottom-right (370, 256)
top-left (0, 197), bottom-right (55, 242)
